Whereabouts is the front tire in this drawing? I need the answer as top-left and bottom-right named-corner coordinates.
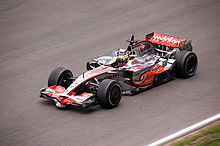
top-left (175, 50), bottom-right (198, 78)
top-left (97, 79), bottom-right (122, 109)
top-left (48, 67), bottom-right (73, 88)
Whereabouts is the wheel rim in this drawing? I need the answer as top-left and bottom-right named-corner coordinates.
top-left (109, 85), bottom-right (121, 106)
top-left (59, 73), bottom-right (72, 88)
top-left (185, 55), bottom-right (197, 75)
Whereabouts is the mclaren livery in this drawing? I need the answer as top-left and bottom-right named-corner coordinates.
top-left (40, 32), bottom-right (198, 110)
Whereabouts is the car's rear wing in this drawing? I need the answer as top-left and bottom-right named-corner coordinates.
top-left (145, 32), bottom-right (192, 51)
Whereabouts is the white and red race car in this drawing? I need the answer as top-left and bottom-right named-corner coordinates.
top-left (40, 32), bottom-right (198, 110)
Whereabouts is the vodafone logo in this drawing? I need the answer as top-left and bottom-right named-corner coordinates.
top-left (153, 35), bottom-right (180, 45)
top-left (55, 86), bottom-right (65, 93)
top-left (57, 88), bottom-right (63, 92)
top-left (146, 33), bottom-right (186, 47)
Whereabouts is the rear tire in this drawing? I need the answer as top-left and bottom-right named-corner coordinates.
top-left (97, 79), bottom-right (122, 109)
top-left (48, 67), bottom-right (73, 88)
top-left (175, 50), bottom-right (198, 78)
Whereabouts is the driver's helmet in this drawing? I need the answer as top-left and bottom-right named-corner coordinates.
top-left (116, 50), bottom-right (130, 67)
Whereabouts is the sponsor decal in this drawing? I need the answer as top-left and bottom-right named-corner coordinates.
top-left (147, 33), bottom-right (186, 47)
top-left (56, 87), bottom-right (65, 93)
top-left (153, 35), bottom-right (180, 45)
top-left (87, 66), bottom-right (108, 76)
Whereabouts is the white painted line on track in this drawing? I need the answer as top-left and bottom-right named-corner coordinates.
top-left (147, 113), bottom-right (220, 146)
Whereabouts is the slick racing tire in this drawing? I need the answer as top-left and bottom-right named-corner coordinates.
top-left (48, 67), bottom-right (73, 88)
top-left (175, 50), bottom-right (198, 78)
top-left (97, 79), bottom-right (122, 109)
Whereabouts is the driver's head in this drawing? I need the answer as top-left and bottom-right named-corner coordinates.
top-left (116, 51), bottom-right (130, 67)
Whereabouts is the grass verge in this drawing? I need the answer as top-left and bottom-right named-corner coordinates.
top-left (174, 124), bottom-right (220, 146)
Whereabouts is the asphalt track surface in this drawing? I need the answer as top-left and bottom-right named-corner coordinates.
top-left (0, 0), bottom-right (220, 146)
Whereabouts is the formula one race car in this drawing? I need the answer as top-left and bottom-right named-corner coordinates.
top-left (40, 32), bottom-right (198, 110)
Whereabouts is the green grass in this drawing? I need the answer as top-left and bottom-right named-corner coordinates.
top-left (174, 124), bottom-right (220, 146)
